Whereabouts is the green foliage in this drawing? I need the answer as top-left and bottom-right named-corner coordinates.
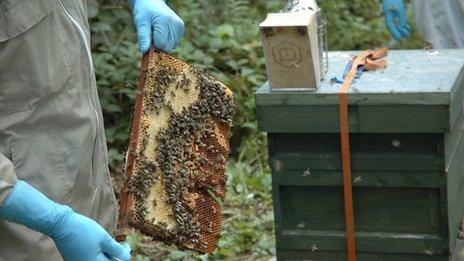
top-left (213, 161), bottom-right (274, 259)
top-left (88, 0), bottom-right (425, 259)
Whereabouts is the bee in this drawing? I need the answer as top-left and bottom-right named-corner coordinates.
top-left (177, 236), bottom-right (186, 243)
top-left (201, 241), bottom-right (209, 249)
top-left (159, 222), bottom-right (167, 229)
top-left (303, 168), bottom-right (311, 177)
top-left (310, 244), bottom-right (318, 252)
top-left (170, 90), bottom-right (176, 98)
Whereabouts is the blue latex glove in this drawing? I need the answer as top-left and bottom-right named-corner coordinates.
top-left (382, 0), bottom-right (411, 40)
top-left (129, 0), bottom-right (185, 53)
top-left (0, 181), bottom-right (131, 261)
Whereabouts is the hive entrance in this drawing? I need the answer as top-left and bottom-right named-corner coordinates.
top-left (119, 50), bottom-right (234, 254)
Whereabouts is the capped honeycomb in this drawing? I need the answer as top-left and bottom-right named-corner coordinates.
top-left (118, 49), bottom-right (234, 254)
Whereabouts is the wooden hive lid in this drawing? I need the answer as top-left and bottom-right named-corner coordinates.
top-left (256, 49), bottom-right (464, 133)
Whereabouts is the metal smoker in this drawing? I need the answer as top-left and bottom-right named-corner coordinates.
top-left (260, 0), bottom-right (328, 91)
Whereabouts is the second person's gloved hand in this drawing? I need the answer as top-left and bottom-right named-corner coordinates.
top-left (382, 0), bottom-right (411, 41)
top-left (0, 180), bottom-right (131, 261)
top-left (129, 0), bottom-right (185, 53)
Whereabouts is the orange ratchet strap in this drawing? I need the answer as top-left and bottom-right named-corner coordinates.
top-left (339, 48), bottom-right (388, 261)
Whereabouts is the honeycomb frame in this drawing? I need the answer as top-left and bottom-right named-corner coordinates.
top-left (117, 48), bottom-right (234, 254)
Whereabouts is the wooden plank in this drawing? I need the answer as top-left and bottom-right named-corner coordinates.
top-left (271, 152), bottom-right (443, 172)
top-left (449, 65), bottom-right (464, 132)
top-left (268, 133), bottom-right (445, 172)
top-left (277, 250), bottom-right (448, 261)
top-left (445, 110), bottom-right (463, 165)
top-left (255, 81), bottom-right (450, 106)
top-left (439, 187), bottom-right (450, 250)
top-left (277, 186), bottom-right (443, 236)
top-left (272, 178), bottom-right (284, 244)
top-left (269, 135), bottom-right (284, 242)
top-left (271, 133), bottom-right (442, 157)
top-left (445, 112), bottom-right (464, 252)
top-left (272, 170), bottom-right (445, 188)
top-left (277, 231), bottom-right (446, 254)
top-left (445, 125), bottom-right (464, 252)
top-left (257, 104), bottom-right (450, 133)
top-left (272, 184), bottom-right (451, 255)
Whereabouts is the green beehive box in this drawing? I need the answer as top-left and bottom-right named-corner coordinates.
top-left (255, 50), bottom-right (464, 260)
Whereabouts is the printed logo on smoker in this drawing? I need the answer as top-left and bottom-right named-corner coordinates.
top-left (272, 41), bottom-right (302, 68)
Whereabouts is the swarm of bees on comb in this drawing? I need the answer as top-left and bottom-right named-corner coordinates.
top-left (117, 49), bottom-right (234, 254)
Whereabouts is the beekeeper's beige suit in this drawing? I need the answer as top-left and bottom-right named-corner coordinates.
top-left (0, 0), bottom-right (117, 260)
top-left (413, 0), bottom-right (464, 49)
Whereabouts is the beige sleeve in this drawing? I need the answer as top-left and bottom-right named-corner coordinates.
top-left (0, 153), bottom-right (17, 206)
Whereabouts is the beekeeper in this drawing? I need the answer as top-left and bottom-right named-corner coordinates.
top-left (383, 0), bottom-right (464, 48)
top-left (0, 0), bottom-right (184, 260)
